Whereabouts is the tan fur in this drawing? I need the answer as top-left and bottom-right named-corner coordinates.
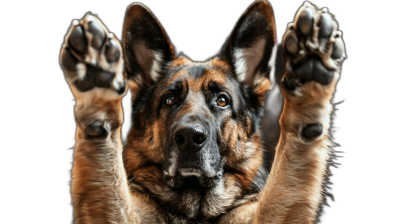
top-left (72, 98), bottom-right (135, 223)
top-left (252, 80), bottom-right (336, 223)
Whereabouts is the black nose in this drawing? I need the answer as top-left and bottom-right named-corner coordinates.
top-left (174, 126), bottom-right (207, 152)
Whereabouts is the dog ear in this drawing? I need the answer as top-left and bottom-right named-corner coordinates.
top-left (122, 3), bottom-right (175, 89)
top-left (220, 0), bottom-right (277, 102)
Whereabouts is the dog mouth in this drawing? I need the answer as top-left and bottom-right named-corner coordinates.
top-left (162, 121), bottom-right (223, 189)
top-left (179, 168), bottom-right (203, 177)
top-left (163, 167), bottom-right (221, 189)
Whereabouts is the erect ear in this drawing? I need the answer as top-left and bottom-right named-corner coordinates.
top-left (220, 0), bottom-right (277, 99)
top-left (122, 3), bottom-right (175, 89)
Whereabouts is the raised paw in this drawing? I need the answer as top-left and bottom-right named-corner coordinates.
top-left (282, 1), bottom-right (346, 91)
top-left (59, 13), bottom-right (126, 101)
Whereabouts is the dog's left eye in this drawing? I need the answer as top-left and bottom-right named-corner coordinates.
top-left (216, 95), bottom-right (229, 107)
top-left (165, 96), bottom-right (176, 105)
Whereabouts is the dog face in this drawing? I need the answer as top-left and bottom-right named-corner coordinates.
top-left (122, 2), bottom-right (276, 191)
top-left (150, 59), bottom-right (240, 188)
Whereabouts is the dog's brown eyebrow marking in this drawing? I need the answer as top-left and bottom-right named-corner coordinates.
top-left (161, 79), bottom-right (187, 98)
top-left (205, 80), bottom-right (230, 92)
top-left (202, 68), bottom-right (231, 91)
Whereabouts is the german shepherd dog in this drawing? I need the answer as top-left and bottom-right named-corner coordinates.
top-left (59, 0), bottom-right (346, 223)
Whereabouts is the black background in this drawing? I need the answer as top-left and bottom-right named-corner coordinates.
top-left (13, 0), bottom-right (388, 223)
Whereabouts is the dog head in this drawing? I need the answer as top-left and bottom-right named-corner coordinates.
top-left (122, 1), bottom-right (276, 190)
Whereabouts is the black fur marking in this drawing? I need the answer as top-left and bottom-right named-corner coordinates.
top-left (131, 85), bottom-right (155, 130)
top-left (234, 81), bottom-right (264, 136)
top-left (220, 7), bottom-right (275, 83)
top-left (123, 6), bottom-right (174, 83)
top-left (250, 165), bottom-right (268, 193)
top-left (208, 81), bottom-right (218, 91)
top-left (186, 65), bottom-right (209, 80)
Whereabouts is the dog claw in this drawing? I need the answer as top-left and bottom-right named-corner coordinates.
top-left (86, 15), bottom-right (94, 22)
top-left (72, 19), bottom-right (79, 26)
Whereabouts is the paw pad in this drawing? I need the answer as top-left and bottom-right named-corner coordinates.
top-left (61, 48), bottom-right (79, 71)
top-left (282, 2), bottom-right (346, 90)
top-left (105, 38), bottom-right (120, 63)
top-left (302, 123), bottom-right (322, 139)
top-left (294, 57), bottom-right (334, 85)
top-left (332, 36), bottom-right (344, 59)
top-left (69, 25), bottom-right (87, 54)
top-left (297, 7), bottom-right (314, 37)
top-left (60, 13), bottom-right (126, 97)
top-left (88, 20), bottom-right (106, 49)
top-left (86, 124), bottom-right (106, 138)
top-left (318, 13), bottom-right (333, 38)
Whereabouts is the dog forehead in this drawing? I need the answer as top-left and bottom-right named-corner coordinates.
top-left (165, 57), bottom-right (232, 90)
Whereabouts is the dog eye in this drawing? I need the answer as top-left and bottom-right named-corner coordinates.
top-left (165, 96), bottom-right (176, 106)
top-left (216, 95), bottom-right (229, 107)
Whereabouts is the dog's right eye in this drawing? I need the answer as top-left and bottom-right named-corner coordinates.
top-left (216, 94), bottom-right (229, 108)
top-left (165, 96), bottom-right (176, 106)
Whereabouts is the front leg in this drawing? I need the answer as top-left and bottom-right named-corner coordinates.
top-left (254, 2), bottom-right (346, 223)
top-left (60, 14), bottom-right (134, 223)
